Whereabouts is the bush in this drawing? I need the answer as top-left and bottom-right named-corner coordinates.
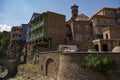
top-left (32, 64), bottom-right (39, 70)
top-left (85, 54), bottom-right (116, 78)
top-left (18, 64), bottom-right (40, 70)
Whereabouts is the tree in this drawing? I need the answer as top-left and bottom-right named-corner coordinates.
top-left (0, 31), bottom-right (10, 57)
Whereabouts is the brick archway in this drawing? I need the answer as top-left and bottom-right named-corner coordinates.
top-left (94, 44), bottom-right (99, 51)
top-left (46, 58), bottom-right (56, 78)
top-left (102, 44), bottom-right (108, 51)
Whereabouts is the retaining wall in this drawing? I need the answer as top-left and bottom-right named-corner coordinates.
top-left (39, 52), bottom-right (120, 80)
top-left (57, 53), bottom-right (120, 80)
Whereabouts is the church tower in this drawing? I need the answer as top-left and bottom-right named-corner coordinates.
top-left (71, 4), bottom-right (78, 20)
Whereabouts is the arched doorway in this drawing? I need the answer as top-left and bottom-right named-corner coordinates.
top-left (46, 58), bottom-right (56, 78)
top-left (94, 44), bottom-right (99, 51)
top-left (102, 44), bottom-right (108, 51)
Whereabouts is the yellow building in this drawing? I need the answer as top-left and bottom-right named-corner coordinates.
top-left (91, 7), bottom-right (120, 52)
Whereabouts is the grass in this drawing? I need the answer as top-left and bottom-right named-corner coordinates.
top-left (18, 64), bottom-right (40, 70)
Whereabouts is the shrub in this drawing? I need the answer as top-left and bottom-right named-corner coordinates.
top-left (32, 64), bottom-right (39, 70)
top-left (85, 54), bottom-right (116, 79)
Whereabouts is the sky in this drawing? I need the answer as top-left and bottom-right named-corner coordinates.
top-left (0, 0), bottom-right (120, 32)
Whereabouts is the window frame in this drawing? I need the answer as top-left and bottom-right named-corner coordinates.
top-left (76, 25), bottom-right (80, 30)
top-left (76, 34), bottom-right (83, 41)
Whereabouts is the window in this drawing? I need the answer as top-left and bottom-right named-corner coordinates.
top-left (76, 34), bottom-right (83, 41)
top-left (96, 19), bottom-right (100, 24)
top-left (103, 20), bottom-right (107, 24)
top-left (85, 34), bottom-right (90, 40)
top-left (96, 28), bottom-right (102, 34)
top-left (106, 34), bottom-right (108, 39)
top-left (76, 25), bottom-right (80, 30)
top-left (86, 25), bottom-right (90, 30)
top-left (105, 12), bottom-right (108, 15)
top-left (111, 20), bottom-right (113, 24)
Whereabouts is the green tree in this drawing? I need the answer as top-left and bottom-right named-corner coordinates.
top-left (0, 31), bottom-right (10, 57)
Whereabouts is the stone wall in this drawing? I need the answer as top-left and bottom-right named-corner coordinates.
top-left (14, 52), bottom-right (120, 80)
top-left (38, 52), bottom-right (120, 80)
top-left (39, 52), bottom-right (60, 79)
top-left (0, 60), bottom-right (18, 79)
top-left (57, 53), bottom-right (120, 80)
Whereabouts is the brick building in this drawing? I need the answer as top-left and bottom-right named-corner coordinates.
top-left (91, 7), bottom-right (120, 39)
top-left (67, 4), bottom-right (93, 51)
top-left (9, 5), bottom-right (120, 53)
top-left (91, 7), bottom-right (120, 52)
top-left (10, 26), bottom-right (22, 60)
top-left (28, 11), bottom-right (66, 53)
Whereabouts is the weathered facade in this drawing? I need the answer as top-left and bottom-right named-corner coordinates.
top-left (29, 11), bottom-right (66, 50)
top-left (6, 4), bottom-right (120, 80)
top-left (37, 52), bottom-right (120, 80)
top-left (27, 11), bottom-right (66, 59)
top-left (92, 8), bottom-right (120, 52)
top-left (67, 4), bottom-right (93, 51)
top-left (10, 26), bottom-right (22, 60)
top-left (91, 7), bottom-right (120, 39)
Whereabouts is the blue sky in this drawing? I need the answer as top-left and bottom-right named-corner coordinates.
top-left (0, 0), bottom-right (120, 31)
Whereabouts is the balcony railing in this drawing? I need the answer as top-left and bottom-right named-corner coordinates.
top-left (30, 16), bottom-right (47, 32)
top-left (29, 31), bottom-right (49, 42)
top-left (93, 22), bottom-right (119, 26)
top-left (12, 37), bottom-right (22, 40)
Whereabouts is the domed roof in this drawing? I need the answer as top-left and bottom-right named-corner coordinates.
top-left (112, 46), bottom-right (120, 52)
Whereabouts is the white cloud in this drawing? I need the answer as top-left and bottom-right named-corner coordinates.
top-left (0, 24), bottom-right (12, 32)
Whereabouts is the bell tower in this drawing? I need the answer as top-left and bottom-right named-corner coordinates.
top-left (71, 4), bottom-right (78, 20)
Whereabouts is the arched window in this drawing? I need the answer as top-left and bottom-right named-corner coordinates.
top-left (106, 34), bottom-right (108, 39)
top-left (94, 44), bottom-right (99, 51)
top-left (102, 44), bottom-right (108, 51)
